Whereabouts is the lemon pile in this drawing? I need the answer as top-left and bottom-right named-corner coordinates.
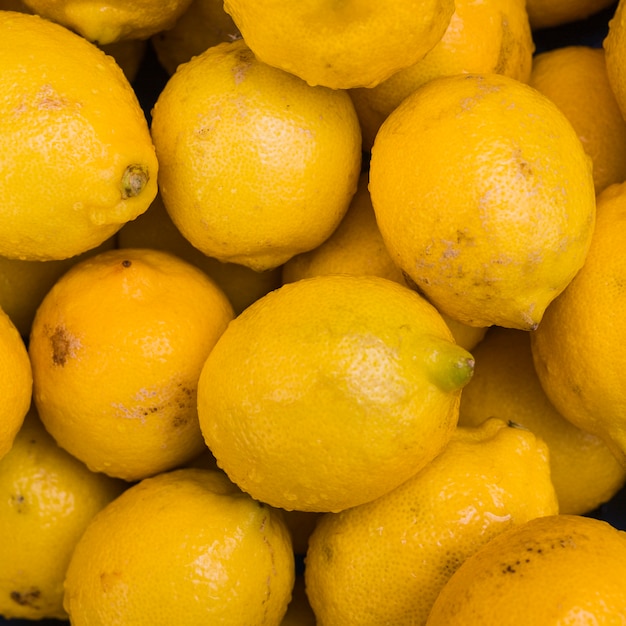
top-left (1, 0), bottom-right (626, 624)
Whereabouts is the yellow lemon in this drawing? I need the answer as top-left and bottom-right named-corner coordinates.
top-left (21, 0), bottom-right (194, 44)
top-left (29, 248), bottom-right (234, 481)
top-left (64, 468), bottom-right (295, 625)
top-left (426, 514), bottom-right (626, 624)
top-left (350, 0), bottom-right (535, 150)
top-left (0, 409), bottom-right (125, 620)
top-left (369, 73), bottom-right (596, 330)
top-left (0, 11), bottom-right (157, 261)
top-left (305, 418), bottom-right (558, 626)
top-left (0, 306), bottom-right (32, 460)
top-left (459, 327), bottom-right (626, 515)
top-left (604, 0), bottom-right (626, 123)
top-left (151, 38), bottom-right (362, 271)
top-left (282, 173), bottom-right (487, 352)
top-left (198, 274), bottom-right (475, 512)
top-left (531, 181), bottom-right (626, 467)
top-left (0, 237), bottom-right (115, 339)
top-left (530, 45), bottom-right (626, 194)
top-left (527, 0), bottom-right (616, 29)
top-left (222, 0), bottom-right (455, 89)
top-left (117, 194), bottom-right (282, 315)
top-left (151, 0), bottom-right (240, 75)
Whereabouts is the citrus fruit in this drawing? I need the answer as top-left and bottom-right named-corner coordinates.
top-left (151, 0), bottom-right (240, 75)
top-left (531, 181), bottom-right (626, 467)
top-left (529, 45), bottom-right (626, 194)
top-left (21, 0), bottom-right (195, 44)
top-left (63, 468), bottom-right (295, 625)
top-left (0, 236), bottom-right (115, 339)
top-left (527, 0), bottom-right (616, 29)
top-left (604, 0), bottom-right (626, 123)
top-left (28, 248), bottom-right (234, 481)
top-left (0, 306), bottom-right (32, 461)
top-left (0, 409), bottom-right (125, 620)
top-left (459, 326), bottom-right (626, 515)
top-left (151, 38), bottom-right (362, 271)
top-left (0, 11), bottom-right (157, 261)
top-left (198, 274), bottom-right (475, 512)
top-left (282, 173), bottom-right (487, 352)
top-left (222, 0), bottom-right (455, 89)
top-left (426, 514), bottom-right (626, 624)
top-left (369, 72), bottom-right (596, 330)
top-left (350, 0), bottom-right (535, 150)
top-left (305, 418), bottom-right (558, 626)
top-left (117, 194), bottom-right (281, 315)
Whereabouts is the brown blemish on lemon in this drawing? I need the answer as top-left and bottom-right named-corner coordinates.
top-left (10, 587), bottom-right (41, 608)
top-left (47, 325), bottom-right (81, 366)
top-left (121, 165), bottom-right (149, 199)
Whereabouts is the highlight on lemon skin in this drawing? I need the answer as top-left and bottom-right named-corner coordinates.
top-left (198, 274), bottom-right (474, 513)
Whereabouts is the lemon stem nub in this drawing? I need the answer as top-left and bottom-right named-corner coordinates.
top-left (425, 338), bottom-right (475, 393)
top-left (121, 165), bottom-right (149, 199)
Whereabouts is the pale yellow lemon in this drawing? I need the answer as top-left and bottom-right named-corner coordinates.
top-left (0, 306), bottom-right (32, 460)
top-left (305, 418), bottom-right (558, 626)
top-left (198, 274), bottom-right (474, 512)
top-left (151, 38), bottom-right (362, 271)
top-left (29, 248), bottom-right (234, 481)
top-left (0, 410), bottom-right (125, 620)
top-left (222, 0), bottom-right (455, 89)
top-left (64, 468), bottom-right (295, 625)
top-left (0, 11), bottom-right (157, 261)
top-left (369, 73), bottom-right (596, 329)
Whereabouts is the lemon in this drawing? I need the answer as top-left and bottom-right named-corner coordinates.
top-left (117, 194), bottom-right (282, 315)
top-left (530, 46), bottom-right (626, 194)
top-left (151, 38), bottom-right (362, 271)
top-left (531, 181), bottom-right (626, 467)
top-left (151, 0), bottom-right (240, 75)
top-left (426, 514), bottom-right (626, 624)
top-left (305, 418), bottom-right (558, 626)
top-left (64, 468), bottom-right (295, 625)
top-left (0, 306), bottom-right (32, 460)
top-left (604, 0), bottom-right (626, 124)
top-left (0, 409), bottom-right (125, 620)
top-left (198, 274), bottom-right (475, 512)
top-left (527, 0), bottom-right (616, 29)
top-left (21, 0), bottom-right (195, 44)
top-left (369, 72), bottom-right (596, 330)
top-left (222, 0), bottom-right (455, 89)
top-left (29, 248), bottom-right (234, 481)
top-left (0, 11), bottom-right (157, 261)
top-left (349, 0), bottom-right (535, 151)
top-left (459, 327), bottom-right (626, 515)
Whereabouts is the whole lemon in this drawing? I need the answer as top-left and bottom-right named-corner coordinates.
top-left (0, 410), bottom-right (125, 620)
top-left (369, 72), bottom-right (596, 330)
top-left (305, 418), bottom-right (558, 626)
top-left (531, 180), bottom-right (626, 467)
top-left (426, 514), bottom-right (626, 624)
top-left (0, 11), bottom-right (158, 261)
top-left (151, 38), bottom-right (362, 271)
top-left (198, 274), bottom-right (475, 512)
top-left (459, 327), bottom-right (626, 515)
top-left (63, 468), bottom-right (295, 625)
top-left (222, 0), bottom-right (455, 89)
top-left (0, 306), bottom-right (32, 460)
top-left (29, 248), bottom-right (234, 481)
